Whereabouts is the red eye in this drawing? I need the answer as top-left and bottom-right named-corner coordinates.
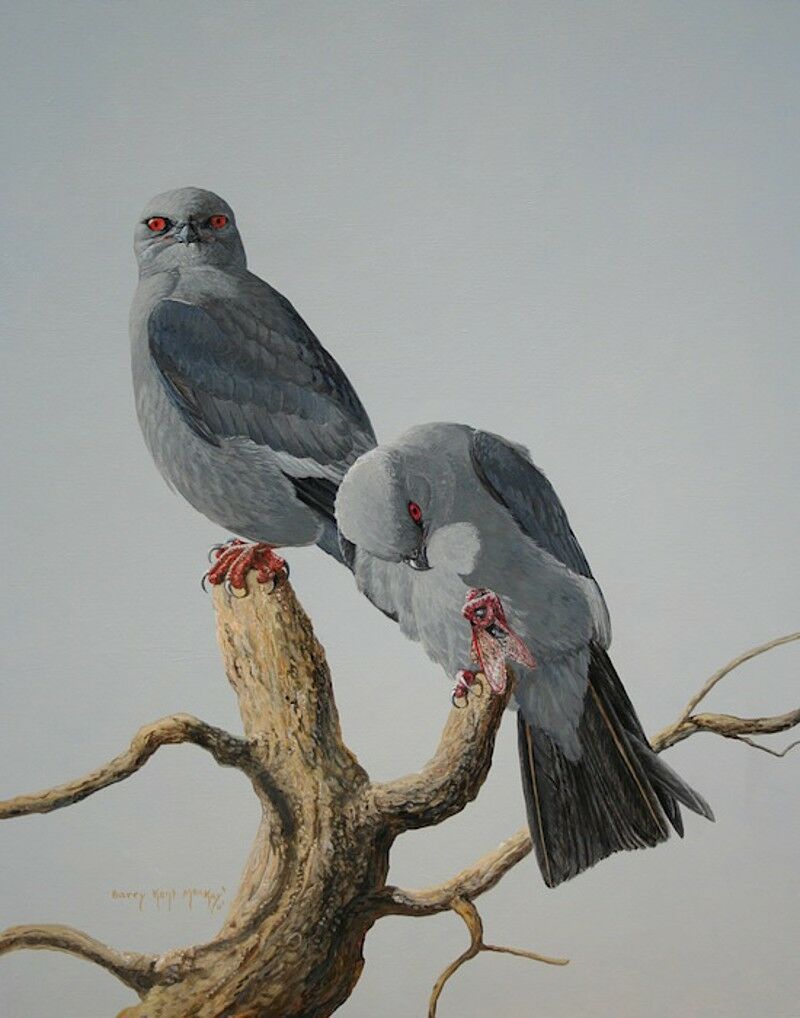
top-left (407, 501), bottom-right (423, 524)
top-left (209, 214), bottom-right (229, 229)
top-left (146, 217), bottom-right (168, 232)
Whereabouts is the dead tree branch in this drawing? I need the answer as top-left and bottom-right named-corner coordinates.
top-left (374, 828), bottom-right (532, 918)
top-left (370, 678), bottom-right (512, 830)
top-left (0, 924), bottom-right (158, 996)
top-left (426, 897), bottom-right (567, 1018)
top-left (652, 631), bottom-right (800, 753)
top-left (386, 630), bottom-right (800, 1014)
top-left (0, 578), bottom-right (796, 1017)
top-left (0, 715), bottom-right (253, 820)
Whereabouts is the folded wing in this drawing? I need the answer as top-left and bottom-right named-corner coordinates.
top-left (148, 297), bottom-right (376, 521)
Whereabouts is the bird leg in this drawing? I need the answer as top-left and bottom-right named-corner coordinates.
top-left (203, 539), bottom-right (287, 597)
top-left (461, 588), bottom-right (536, 694)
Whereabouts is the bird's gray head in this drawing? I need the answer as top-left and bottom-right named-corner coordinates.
top-left (338, 424), bottom-right (484, 574)
top-left (336, 447), bottom-right (436, 570)
top-left (133, 187), bottom-right (247, 277)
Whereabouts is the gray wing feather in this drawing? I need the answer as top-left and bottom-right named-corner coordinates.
top-left (470, 429), bottom-right (611, 646)
top-left (470, 430), bottom-right (593, 578)
top-left (148, 298), bottom-right (376, 482)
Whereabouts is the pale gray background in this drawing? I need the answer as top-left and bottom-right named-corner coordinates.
top-left (1, 2), bottom-right (798, 1016)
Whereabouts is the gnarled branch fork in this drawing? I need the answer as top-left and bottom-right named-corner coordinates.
top-left (1, 578), bottom-right (797, 1017)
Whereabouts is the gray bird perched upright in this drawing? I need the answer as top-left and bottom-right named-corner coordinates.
top-left (130, 187), bottom-right (376, 588)
top-left (336, 422), bottom-right (714, 888)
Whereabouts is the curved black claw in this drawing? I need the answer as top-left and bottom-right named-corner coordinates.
top-left (224, 577), bottom-right (248, 599)
top-left (451, 669), bottom-right (485, 707)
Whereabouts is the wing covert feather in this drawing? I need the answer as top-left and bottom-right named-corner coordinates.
top-left (470, 429), bottom-right (593, 578)
top-left (147, 298), bottom-right (375, 477)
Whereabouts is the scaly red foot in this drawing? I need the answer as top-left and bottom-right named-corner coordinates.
top-left (451, 668), bottom-right (485, 707)
top-left (203, 540), bottom-right (287, 596)
top-left (460, 587), bottom-right (536, 694)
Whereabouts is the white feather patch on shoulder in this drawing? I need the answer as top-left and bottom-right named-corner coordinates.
top-left (427, 522), bottom-right (481, 574)
top-left (270, 450), bottom-right (343, 482)
top-left (579, 576), bottom-right (612, 648)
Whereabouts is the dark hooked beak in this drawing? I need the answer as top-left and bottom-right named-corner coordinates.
top-left (403, 545), bottom-right (431, 571)
top-left (175, 221), bottom-right (201, 245)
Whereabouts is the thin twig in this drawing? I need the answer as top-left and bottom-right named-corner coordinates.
top-left (673, 632), bottom-right (800, 726)
top-left (0, 714), bottom-right (252, 819)
top-left (653, 706), bottom-right (800, 752)
top-left (732, 735), bottom-right (800, 757)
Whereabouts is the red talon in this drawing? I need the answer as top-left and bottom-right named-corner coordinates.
top-left (204, 540), bottom-right (287, 594)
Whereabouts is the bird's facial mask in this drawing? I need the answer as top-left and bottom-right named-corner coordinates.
top-left (336, 449), bottom-right (432, 569)
top-left (134, 187), bottom-right (246, 276)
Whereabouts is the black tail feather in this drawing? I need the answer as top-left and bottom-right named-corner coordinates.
top-left (590, 644), bottom-right (714, 827)
top-left (517, 644), bottom-right (712, 888)
top-left (630, 739), bottom-right (714, 823)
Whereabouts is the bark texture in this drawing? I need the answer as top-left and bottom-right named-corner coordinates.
top-left (0, 577), bottom-right (796, 1018)
top-left (1, 576), bottom-right (512, 1017)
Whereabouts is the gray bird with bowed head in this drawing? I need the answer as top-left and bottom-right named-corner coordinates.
top-left (130, 187), bottom-right (376, 588)
top-left (335, 422), bottom-right (713, 888)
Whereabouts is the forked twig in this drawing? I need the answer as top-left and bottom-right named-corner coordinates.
top-left (428, 896), bottom-right (568, 1018)
top-left (652, 632), bottom-right (800, 752)
top-left (676, 632), bottom-right (799, 722)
